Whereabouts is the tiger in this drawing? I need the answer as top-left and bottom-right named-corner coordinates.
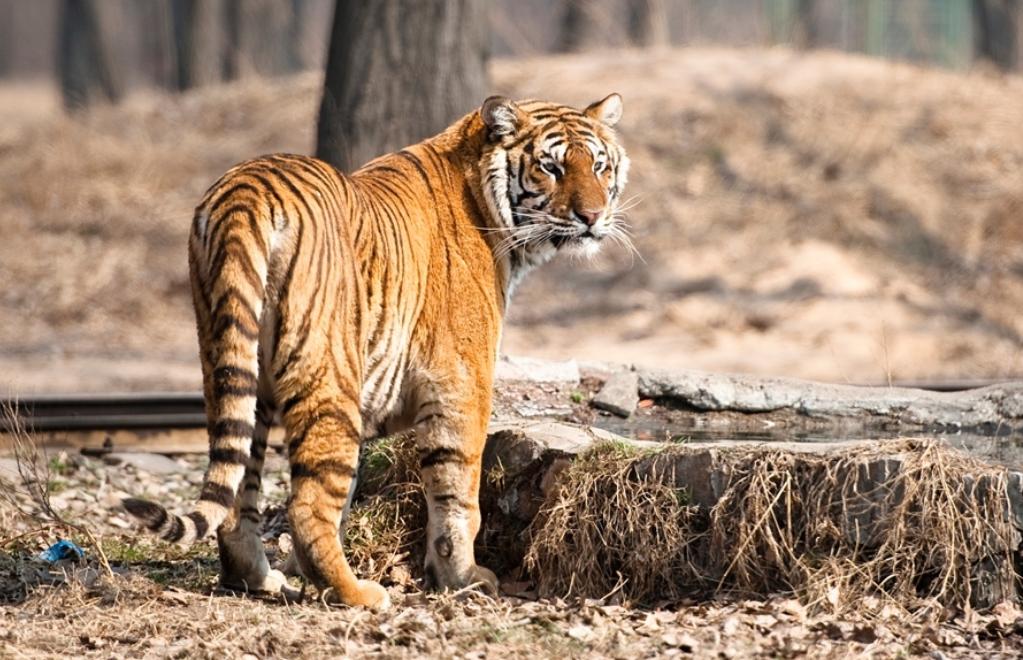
top-left (123, 93), bottom-right (630, 610)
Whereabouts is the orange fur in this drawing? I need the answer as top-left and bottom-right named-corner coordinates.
top-left (122, 94), bottom-right (630, 609)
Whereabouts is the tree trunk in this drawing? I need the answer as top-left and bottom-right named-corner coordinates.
top-left (57, 0), bottom-right (122, 111)
top-left (973, 0), bottom-right (1020, 70)
top-left (219, 0), bottom-right (293, 80)
top-left (792, 0), bottom-right (819, 49)
top-left (0, 1), bottom-right (12, 78)
top-left (626, 0), bottom-right (668, 48)
top-left (137, 0), bottom-right (176, 90)
top-left (287, 0), bottom-right (313, 71)
top-left (221, 0), bottom-right (241, 81)
top-left (559, 0), bottom-right (605, 53)
top-left (315, 0), bottom-right (489, 172)
top-left (171, 0), bottom-right (225, 90)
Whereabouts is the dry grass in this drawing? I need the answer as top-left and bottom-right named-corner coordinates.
top-left (525, 439), bottom-right (1019, 618)
top-left (3, 429), bottom-right (1023, 655)
top-left (343, 433), bottom-right (426, 584)
top-left (0, 402), bottom-right (112, 583)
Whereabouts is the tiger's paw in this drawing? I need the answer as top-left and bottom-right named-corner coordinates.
top-left (322, 579), bottom-right (391, 611)
top-left (425, 561), bottom-right (499, 596)
top-left (220, 568), bottom-right (301, 603)
top-left (356, 579), bottom-right (391, 611)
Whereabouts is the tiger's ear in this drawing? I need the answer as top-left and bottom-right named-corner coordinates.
top-left (481, 96), bottom-right (527, 141)
top-left (585, 93), bottom-right (623, 127)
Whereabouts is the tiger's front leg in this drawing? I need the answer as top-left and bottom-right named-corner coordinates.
top-left (415, 394), bottom-right (498, 594)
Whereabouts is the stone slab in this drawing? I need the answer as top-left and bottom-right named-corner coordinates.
top-left (591, 371), bottom-right (639, 418)
top-left (495, 355), bottom-right (580, 385)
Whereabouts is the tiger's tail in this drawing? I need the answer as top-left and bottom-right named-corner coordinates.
top-left (124, 175), bottom-right (274, 546)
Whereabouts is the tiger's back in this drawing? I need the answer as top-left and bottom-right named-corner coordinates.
top-left (124, 93), bottom-right (630, 610)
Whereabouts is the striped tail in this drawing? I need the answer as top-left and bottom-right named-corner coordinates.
top-left (124, 183), bottom-right (274, 546)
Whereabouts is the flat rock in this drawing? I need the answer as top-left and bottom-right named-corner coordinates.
top-left (638, 367), bottom-right (1023, 429)
top-left (495, 355), bottom-right (580, 385)
top-left (103, 452), bottom-right (185, 475)
top-left (591, 371), bottom-right (639, 417)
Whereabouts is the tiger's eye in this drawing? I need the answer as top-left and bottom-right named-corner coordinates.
top-left (539, 161), bottom-right (561, 179)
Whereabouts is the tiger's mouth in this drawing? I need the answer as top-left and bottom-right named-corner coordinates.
top-left (551, 227), bottom-right (602, 248)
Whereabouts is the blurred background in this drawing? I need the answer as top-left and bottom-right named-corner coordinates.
top-left (0, 0), bottom-right (1021, 393)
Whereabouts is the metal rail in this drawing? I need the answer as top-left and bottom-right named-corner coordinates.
top-left (3, 392), bottom-right (206, 432)
top-left (0, 378), bottom-right (1016, 434)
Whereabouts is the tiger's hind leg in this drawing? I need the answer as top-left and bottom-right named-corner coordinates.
top-left (215, 398), bottom-right (299, 599)
top-left (284, 380), bottom-right (390, 610)
top-left (416, 390), bottom-right (498, 595)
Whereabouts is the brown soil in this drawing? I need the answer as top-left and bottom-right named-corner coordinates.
top-left (4, 449), bottom-right (1022, 658)
top-left (2, 48), bottom-right (1023, 393)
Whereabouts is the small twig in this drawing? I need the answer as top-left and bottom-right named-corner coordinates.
top-left (0, 400), bottom-right (113, 578)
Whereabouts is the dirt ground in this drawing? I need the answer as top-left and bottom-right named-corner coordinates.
top-left (3, 448), bottom-right (1023, 659)
top-left (2, 47), bottom-right (1023, 394)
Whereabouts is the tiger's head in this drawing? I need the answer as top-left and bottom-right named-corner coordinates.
top-left (477, 94), bottom-right (631, 265)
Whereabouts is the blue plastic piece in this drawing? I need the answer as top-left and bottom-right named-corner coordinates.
top-left (38, 539), bottom-right (85, 562)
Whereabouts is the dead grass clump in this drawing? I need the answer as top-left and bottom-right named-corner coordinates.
top-left (525, 439), bottom-right (1019, 616)
top-left (343, 433), bottom-right (425, 583)
top-left (524, 442), bottom-right (708, 603)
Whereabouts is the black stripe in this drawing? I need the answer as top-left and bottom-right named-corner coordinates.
top-left (290, 459), bottom-right (357, 481)
top-left (415, 412), bottom-right (443, 426)
top-left (395, 151), bottom-right (437, 197)
top-left (209, 447), bottom-right (249, 466)
top-left (255, 401), bottom-right (275, 427)
top-left (164, 516), bottom-right (186, 542)
top-left (289, 407), bottom-right (359, 455)
top-left (212, 314), bottom-right (260, 341)
top-left (250, 439), bottom-right (267, 462)
top-left (272, 216), bottom-right (304, 364)
top-left (186, 511), bottom-right (209, 539)
top-left (213, 418), bottom-right (255, 438)
top-left (206, 183), bottom-right (262, 219)
top-left (123, 498), bottom-right (167, 531)
top-left (212, 286), bottom-right (259, 325)
top-left (212, 365), bottom-right (259, 398)
top-left (199, 482), bottom-right (235, 508)
top-left (207, 204), bottom-right (264, 256)
top-left (420, 447), bottom-right (464, 469)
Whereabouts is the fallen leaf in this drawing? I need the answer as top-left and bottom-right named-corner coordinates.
top-left (637, 612), bottom-right (661, 635)
top-left (775, 598), bottom-right (806, 622)
top-left (991, 601), bottom-right (1022, 628)
top-left (567, 624), bottom-right (595, 642)
top-left (662, 631), bottom-right (699, 651)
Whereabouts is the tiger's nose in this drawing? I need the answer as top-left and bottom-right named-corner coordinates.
top-left (574, 207), bottom-right (601, 226)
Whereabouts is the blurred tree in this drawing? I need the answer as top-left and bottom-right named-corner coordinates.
top-left (57, 0), bottom-right (122, 111)
top-left (559, 0), bottom-right (607, 52)
top-left (0, 1), bottom-right (11, 78)
top-left (221, 0), bottom-right (295, 80)
top-left (171, 0), bottom-right (225, 90)
top-left (972, 0), bottom-right (1020, 70)
top-left (137, 0), bottom-right (176, 90)
top-left (792, 0), bottom-right (819, 48)
top-left (287, 0), bottom-right (314, 71)
top-left (627, 0), bottom-right (668, 47)
top-left (315, 0), bottom-right (489, 172)
top-left (222, 0), bottom-right (241, 81)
